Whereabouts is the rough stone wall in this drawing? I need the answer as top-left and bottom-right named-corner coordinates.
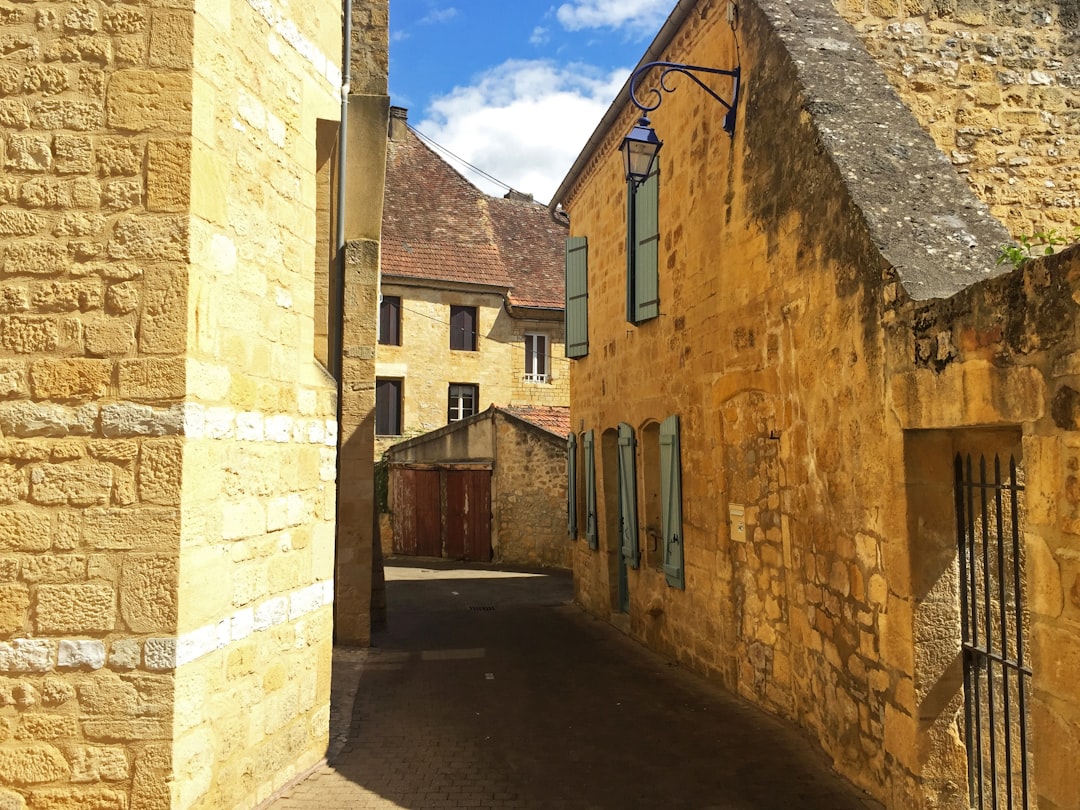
top-left (837, 0), bottom-right (1080, 237)
top-left (375, 284), bottom-right (569, 458)
top-left (493, 416), bottom-right (571, 569)
top-left (886, 245), bottom-right (1080, 810)
top-left (0, 0), bottom-right (347, 808)
top-left (562, 1), bottom-right (1080, 807)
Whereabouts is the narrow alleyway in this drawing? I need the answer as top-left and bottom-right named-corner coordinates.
top-left (272, 560), bottom-right (882, 809)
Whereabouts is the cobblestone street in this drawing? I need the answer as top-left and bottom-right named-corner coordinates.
top-left (271, 560), bottom-right (883, 809)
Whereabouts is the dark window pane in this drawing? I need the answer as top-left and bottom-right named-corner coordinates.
top-left (450, 306), bottom-right (477, 351)
top-left (379, 296), bottom-right (400, 346)
top-left (375, 379), bottom-right (401, 435)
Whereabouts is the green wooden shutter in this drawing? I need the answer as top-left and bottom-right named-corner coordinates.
top-left (634, 170), bottom-right (659, 322)
top-left (565, 237), bottom-right (589, 358)
top-left (583, 429), bottom-right (598, 550)
top-left (567, 432), bottom-right (578, 538)
top-left (618, 423), bottom-right (639, 569)
top-left (660, 414), bottom-right (684, 589)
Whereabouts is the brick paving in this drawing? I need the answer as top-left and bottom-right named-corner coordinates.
top-left (271, 560), bottom-right (883, 810)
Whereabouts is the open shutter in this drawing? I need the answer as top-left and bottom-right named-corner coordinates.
top-left (633, 170), bottom-right (659, 323)
top-left (565, 237), bottom-right (589, 358)
top-left (660, 414), bottom-right (684, 589)
top-left (583, 430), bottom-right (598, 550)
top-left (567, 432), bottom-right (578, 538)
top-left (618, 423), bottom-right (639, 569)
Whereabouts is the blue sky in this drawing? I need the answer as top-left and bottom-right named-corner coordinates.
top-left (388, 0), bottom-right (675, 203)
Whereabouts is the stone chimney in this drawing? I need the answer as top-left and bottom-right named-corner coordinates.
top-left (389, 106), bottom-right (408, 142)
top-left (504, 189), bottom-right (534, 203)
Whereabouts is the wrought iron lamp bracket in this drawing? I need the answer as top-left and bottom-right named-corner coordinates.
top-left (629, 61), bottom-right (741, 136)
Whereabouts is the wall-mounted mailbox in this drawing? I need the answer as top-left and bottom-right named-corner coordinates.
top-left (729, 503), bottom-right (745, 543)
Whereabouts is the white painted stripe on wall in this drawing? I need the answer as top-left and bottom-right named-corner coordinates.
top-left (183, 403), bottom-right (337, 447)
top-left (0, 580), bottom-right (334, 675)
top-left (244, 0), bottom-right (343, 89)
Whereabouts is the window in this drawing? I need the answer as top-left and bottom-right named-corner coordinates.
top-left (375, 379), bottom-right (402, 436)
top-left (627, 168), bottom-right (659, 324)
top-left (379, 295), bottom-right (400, 346)
top-left (617, 423), bottom-right (639, 569)
top-left (448, 383), bottom-right (477, 422)
top-left (567, 432), bottom-right (577, 538)
top-left (564, 237), bottom-right (588, 358)
top-left (659, 414), bottom-right (684, 589)
top-left (583, 429), bottom-right (597, 550)
top-left (450, 305), bottom-right (477, 351)
top-left (524, 333), bottom-right (548, 383)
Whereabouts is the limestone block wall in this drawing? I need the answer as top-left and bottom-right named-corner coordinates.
top-left (375, 284), bottom-right (569, 458)
top-left (837, 0), bottom-right (1080, 236)
top-left (0, 0), bottom-right (346, 808)
top-left (506, 315), bottom-right (569, 406)
top-left (174, 0), bottom-right (342, 807)
top-left (0, 3), bottom-right (189, 807)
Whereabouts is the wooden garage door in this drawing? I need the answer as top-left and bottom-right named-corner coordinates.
top-left (392, 468), bottom-right (441, 557)
top-left (445, 469), bottom-right (492, 563)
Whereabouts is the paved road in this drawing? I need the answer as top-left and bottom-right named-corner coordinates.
top-left (272, 560), bottom-right (882, 809)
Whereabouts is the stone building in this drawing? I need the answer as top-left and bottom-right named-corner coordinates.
top-left (384, 404), bottom-right (571, 568)
top-left (0, 1), bottom-right (387, 808)
top-left (375, 108), bottom-right (568, 458)
top-left (551, 0), bottom-right (1079, 808)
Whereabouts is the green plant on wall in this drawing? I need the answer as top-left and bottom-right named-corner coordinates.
top-left (998, 227), bottom-right (1080, 270)
top-left (375, 458), bottom-right (390, 514)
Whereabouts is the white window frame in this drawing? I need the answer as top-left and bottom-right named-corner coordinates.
top-left (524, 332), bottom-right (548, 384)
top-left (448, 383), bottom-right (477, 422)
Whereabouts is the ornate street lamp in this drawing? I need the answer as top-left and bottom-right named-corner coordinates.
top-left (620, 115), bottom-right (663, 187)
top-left (621, 61), bottom-right (741, 184)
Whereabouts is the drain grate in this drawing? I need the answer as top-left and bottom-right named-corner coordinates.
top-left (468, 605), bottom-right (496, 612)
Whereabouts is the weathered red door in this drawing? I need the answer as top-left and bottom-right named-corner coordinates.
top-left (445, 470), bottom-right (492, 562)
top-left (392, 468), bottom-right (442, 557)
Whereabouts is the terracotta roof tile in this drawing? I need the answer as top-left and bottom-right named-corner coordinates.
top-left (501, 405), bottom-right (571, 437)
top-left (381, 126), bottom-right (565, 308)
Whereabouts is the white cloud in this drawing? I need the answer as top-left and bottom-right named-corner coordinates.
top-left (419, 7), bottom-right (459, 25)
top-left (414, 60), bottom-right (628, 206)
top-left (555, 0), bottom-right (672, 32)
top-left (529, 26), bottom-right (550, 46)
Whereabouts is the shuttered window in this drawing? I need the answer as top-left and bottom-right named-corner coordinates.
top-left (583, 429), bottom-right (598, 550)
top-left (567, 432), bottom-right (578, 538)
top-left (660, 414), bottom-right (684, 589)
top-left (627, 169), bottom-right (659, 323)
top-left (450, 305), bottom-right (477, 351)
top-left (618, 422), bottom-right (639, 569)
top-left (375, 378), bottom-right (402, 436)
top-left (379, 296), bottom-right (401, 346)
top-left (565, 236), bottom-right (589, 358)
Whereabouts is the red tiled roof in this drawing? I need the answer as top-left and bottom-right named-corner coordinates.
top-left (501, 405), bottom-right (571, 437)
top-left (381, 126), bottom-right (564, 308)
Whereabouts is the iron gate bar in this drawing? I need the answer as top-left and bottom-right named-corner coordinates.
top-left (1010, 454), bottom-right (1030, 810)
top-left (955, 452), bottom-right (1031, 810)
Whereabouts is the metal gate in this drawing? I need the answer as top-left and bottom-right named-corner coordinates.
top-left (954, 453), bottom-right (1032, 810)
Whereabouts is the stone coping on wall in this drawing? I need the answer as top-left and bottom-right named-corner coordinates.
top-left (757, 0), bottom-right (1014, 300)
top-left (0, 580), bottom-right (334, 675)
